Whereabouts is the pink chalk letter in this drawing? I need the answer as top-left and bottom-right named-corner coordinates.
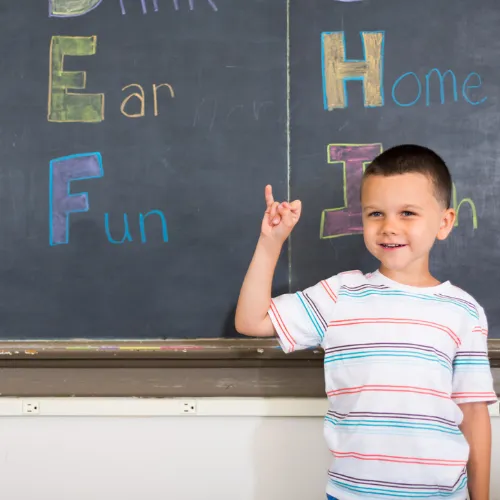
top-left (321, 144), bottom-right (382, 238)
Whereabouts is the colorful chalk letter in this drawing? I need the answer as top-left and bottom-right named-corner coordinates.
top-left (50, 153), bottom-right (104, 245)
top-left (139, 210), bottom-right (168, 243)
top-left (322, 31), bottom-right (384, 110)
top-left (462, 72), bottom-right (487, 106)
top-left (425, 69), bottom-right (458, 106)
top-left (119, 0), bottom-right (218, 15)
top-left (48, 36), bottom-right (104, 123)
top-left (119, 0), bottom-right (157, 15)
top-left (452, 184), bottom-right (478, 229)
top-left (121, 84), bottom-right (146, 118)
top-left (320, 144), bottom-right (382, 239)
top-left (49, 0), bottom-right (102, 17)
top-left (104, 213), bottom-right (133, 244)
top-left (391, 72), bottom-right (422, 107)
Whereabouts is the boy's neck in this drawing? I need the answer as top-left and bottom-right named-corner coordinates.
top-left (378, 265), bottom-right (441, 288)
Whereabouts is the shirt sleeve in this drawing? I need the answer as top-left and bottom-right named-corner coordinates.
top-left (268, 275), bottom-right (339, 353)
top-left (451, 306), bottom-right (498, 405)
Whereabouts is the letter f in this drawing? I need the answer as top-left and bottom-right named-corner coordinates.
top-left (49, 152), bottom-right (103, 245)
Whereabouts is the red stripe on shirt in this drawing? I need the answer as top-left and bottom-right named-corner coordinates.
top-left (321, 280), bottom-right (337, 303)
top-left (330, 450), bottom-right (466, 467)
top-left (451, 391), bottom-right (497, 399)
top-left (270, 300), bottom-right (296, 350)
top-left (472, 326), bottom-right (488, 337)
top-left (329, 318), bottom-right (461, 347)
top-left (327, 384), bottom-right (450, 400)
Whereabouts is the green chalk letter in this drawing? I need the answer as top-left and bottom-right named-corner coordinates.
top-left (48, 36), bottom-right (104, 123)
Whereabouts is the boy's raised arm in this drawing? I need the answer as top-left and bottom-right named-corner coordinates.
top-left (235, 185), bottom-right (302, 337)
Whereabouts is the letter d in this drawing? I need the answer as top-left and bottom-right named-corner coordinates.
top-left (49, 0), bottom-right (102, 17)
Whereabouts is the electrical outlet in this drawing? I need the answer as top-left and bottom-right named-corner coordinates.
top-left (22, 401), bottom-right (40, 415)
top-left (180, 400), bottom-right (197, 415)
top-left (489, 401), bottom-right (500, 417)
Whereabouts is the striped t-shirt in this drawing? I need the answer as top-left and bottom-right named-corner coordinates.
top-left (268, 270), bottom-right (497, 500)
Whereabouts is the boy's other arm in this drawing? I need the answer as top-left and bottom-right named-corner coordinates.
top-left (235, 185), bottom-right (302, 337)
top-left (459, 402), bottom-right (491, 500)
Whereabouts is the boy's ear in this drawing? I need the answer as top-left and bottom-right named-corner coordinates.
top-left (436, 208), bottom-right (456, 240)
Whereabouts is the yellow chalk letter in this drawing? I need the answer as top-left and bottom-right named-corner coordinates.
top-left (121, 84), bottom-right (146, 118)
top-left (322, 31), bottom-right (384, 110)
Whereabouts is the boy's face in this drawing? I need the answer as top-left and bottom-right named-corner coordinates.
top-left (361, 173), bottom-right (455, 280)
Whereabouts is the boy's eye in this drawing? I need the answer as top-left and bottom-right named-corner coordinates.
top-left (368, 211), bottom-right (383, 217)
top-left (401, 211), bottom-right (416, 217)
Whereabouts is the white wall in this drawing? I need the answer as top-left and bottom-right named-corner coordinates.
top-left (0, 399), bottom-right (498, 500)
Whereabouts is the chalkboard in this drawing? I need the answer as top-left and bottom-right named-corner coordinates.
top-left (0, 0), bottom-right (499, 341)
top-left (290, 0), bottom-right (500, 341)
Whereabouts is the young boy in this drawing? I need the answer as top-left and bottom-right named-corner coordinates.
top-left (235, 145), bottom-right (497, 500)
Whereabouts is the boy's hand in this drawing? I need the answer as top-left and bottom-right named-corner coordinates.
top-left (261, 185), bottom-right (302, 244)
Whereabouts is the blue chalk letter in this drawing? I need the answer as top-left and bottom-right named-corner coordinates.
top-left (104, 213), bottom-right (133, 244)
top-left (462, 72), bottom-right (487, 106)
top-left (425, 69), bottom-right (458, 106)
top-left (392, 72), bottom-right (422, 107)
top-left (139, 210), bottom-right (168, 243)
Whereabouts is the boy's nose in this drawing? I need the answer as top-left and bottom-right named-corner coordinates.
top-left (381, 217), bottom-right (398, 235)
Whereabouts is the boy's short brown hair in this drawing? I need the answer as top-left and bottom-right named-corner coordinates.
top-left (363, 145), bottom-right (452, 209)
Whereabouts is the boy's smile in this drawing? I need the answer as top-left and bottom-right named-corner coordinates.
top-left (380, 243), bottom-right (407, 250)
top-left (361, 173), bottom-right (455, 286)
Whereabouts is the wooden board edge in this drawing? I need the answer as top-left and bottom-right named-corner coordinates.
top-left (0, 338), bottom-right (320, 360)
top-left (0, 338), bottom-right (498, 363)
top-left (0, 340), bottom-right (497, 397)
top-left (489, 339), bottom-right (500, 360)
